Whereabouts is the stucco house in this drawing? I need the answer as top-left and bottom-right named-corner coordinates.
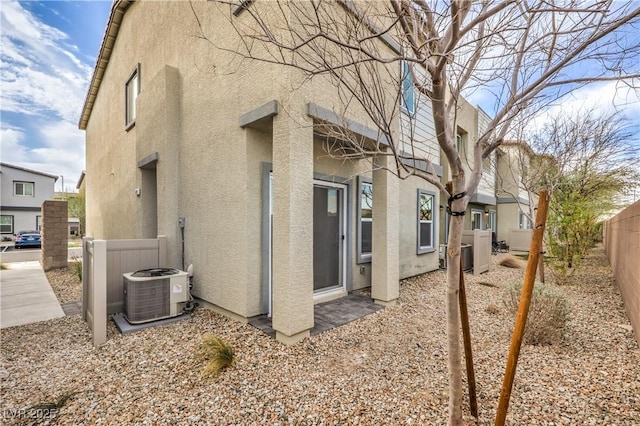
top-left (0, 162), bottom-right (58, 236)
top-left (79, 0), bottom-right (448, 343)
top-left (495, 141), bottom-right (540, 247)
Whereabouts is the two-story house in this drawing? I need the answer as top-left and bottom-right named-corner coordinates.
top-left (79, 0), bottom-right (443, 343)
top-left (496, 141), bottom-right (539, 245)
top-left (0, 162), bottom-right (58, 236)
top-left (439, 98), bottom-right (498, 246)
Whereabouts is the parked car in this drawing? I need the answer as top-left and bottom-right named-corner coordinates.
top-left (14, 230), bottom-right (41, 249)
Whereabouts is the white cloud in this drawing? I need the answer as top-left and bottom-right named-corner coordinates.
top-left (526, 81), bottom-right (640, 142)
top-left (0, 1), bottom-right (91, 123)
top-left (0, 126), bottom-right (29, 163)
top-left (0, 1), bottom-right (91, 191)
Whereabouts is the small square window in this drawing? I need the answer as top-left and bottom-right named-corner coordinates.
top-left (125, 64), bottom-right (140, 130)
top-left (14, 181), bottom-right (34, 196)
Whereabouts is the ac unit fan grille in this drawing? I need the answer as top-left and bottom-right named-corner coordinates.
top-left (124, 278), bottom-right (170, 323)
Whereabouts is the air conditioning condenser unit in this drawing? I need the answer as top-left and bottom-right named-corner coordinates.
top-left (123, 268), bottom-right (189, 324)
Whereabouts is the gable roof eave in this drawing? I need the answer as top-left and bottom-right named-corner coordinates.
top-left (78, 0), bottom-right (133, 130)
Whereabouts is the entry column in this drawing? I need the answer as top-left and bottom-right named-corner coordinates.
top-left (372, 154), bottom-right (399, 305)
top-left (271, 107), bottom-right (314, 344)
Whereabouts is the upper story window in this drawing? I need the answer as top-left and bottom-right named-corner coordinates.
top-left (125, 64), bottom-right (140, 130)
top-left (401, 61), bottom-right (415, 114)
top-left (14, 181), bottom-right (34, 196)
top-left (358, 178), bottom-right (373, 262)
top-left (417, 189), bottom-right (436, 254)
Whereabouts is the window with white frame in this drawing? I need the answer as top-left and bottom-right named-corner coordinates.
top-left (358, 179), bottom-right (373, 262)
top-left (471, 210), bottom-right (483, 230)
top-left (417, 190), bottom-right (435, 253)
top-left (36, 215), bottom-right (42, 231)
top-left (125, 64), bottom-right (140, 129)
top-left (1, 215), bottom-right (14, 234)
top-left (519, 212), bottom-right (533, 229)
top-left (14, 181), bottom-right (34, 196)
top-left (401, 61), bottom-right (415, 114)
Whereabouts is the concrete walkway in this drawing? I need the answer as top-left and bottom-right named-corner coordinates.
top-left (0, 261), bottom-right (65, 328)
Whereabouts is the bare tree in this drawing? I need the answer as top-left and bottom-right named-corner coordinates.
top-left (197, 1), bottom-right (640, 424)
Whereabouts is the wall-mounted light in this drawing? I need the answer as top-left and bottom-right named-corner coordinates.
top-left (134, 188), bottom-right (141, 196)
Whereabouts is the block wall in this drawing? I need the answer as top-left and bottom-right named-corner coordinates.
top-left (42, 200), bottom-right (68, 271)
top-left (604, 200), bottom-right (640, 347)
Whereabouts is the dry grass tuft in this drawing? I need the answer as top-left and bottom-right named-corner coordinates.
top-left (199, 334), bottom-right (235, 377)
top-left (485, 304), bottom-right (500, 315)
top-left (499, 256), bottom-right (524, 269)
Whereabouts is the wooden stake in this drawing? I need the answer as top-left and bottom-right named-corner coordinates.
top-left (495, 189), bottom-right (550, 426)
top-left (459, 259), bottom-right (478, 418)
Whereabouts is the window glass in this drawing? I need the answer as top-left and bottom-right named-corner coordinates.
top-left (418, 190), bottom-right (435, 252)
top-left (471, 210), bottom-right (483, 230)
top-left (1, 215), bottom-right (13, 234)
top-left (14, 181), bottom-right (34, 196)
top-left (402, 61), bottom-right (415, 114)
top-left (519, 212), bottom-right (532, 229)
top-left (360, 182), bottom-right (373, 256)
top-left (126, 65), bottom-right (140, 127)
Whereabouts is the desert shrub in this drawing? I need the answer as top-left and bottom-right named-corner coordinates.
top-left (503, 281), bottom-right (570, 345)
top-left (499, 256), bottom-right (524, 269)
top-left (199, 335), bottom-right (235, 376)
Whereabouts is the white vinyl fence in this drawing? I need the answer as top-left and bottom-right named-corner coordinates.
top-left (462, 229), bottom-right (492, 276)
top-left (82, 236), bottom-right (167, 347)
top-left (509, 229), bottom-right (533, 252)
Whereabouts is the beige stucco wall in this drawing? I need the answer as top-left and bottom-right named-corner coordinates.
top-left (399, 175), bottom-right (440, 278)
top-left (497, 202), bottom-right (521, 243)
top-left (83, 1), bottom-right (440, 328)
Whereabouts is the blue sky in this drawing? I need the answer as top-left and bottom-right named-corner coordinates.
top-left (1, 0), bottom-right (111, 191)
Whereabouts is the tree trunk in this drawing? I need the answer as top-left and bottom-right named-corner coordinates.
top-left (445, 176), bottom-right (468, 426)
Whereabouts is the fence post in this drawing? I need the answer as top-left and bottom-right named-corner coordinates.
top-left (82, 236), bottom-right (93, 321)
top-left (92, 240), bottom-right (107, 347)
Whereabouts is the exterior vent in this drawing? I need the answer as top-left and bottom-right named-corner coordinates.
top-left (123, 268), bottom-right (189, 324)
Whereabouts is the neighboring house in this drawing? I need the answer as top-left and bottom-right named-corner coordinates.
top-left (79, 1), bottom-right (442, 343)
top-left (439, 98), bottom-right (498, 245)
top-left (0, 162), bottom-right (58, 236)
top-left (495, 141), bottom-right (539, 245)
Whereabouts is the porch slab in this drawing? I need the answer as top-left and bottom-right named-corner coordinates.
top-left (249, 292), bottom-right (384, 339)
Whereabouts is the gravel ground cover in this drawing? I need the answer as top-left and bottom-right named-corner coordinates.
top-left (45, 264), bottom-right (82, 304)
top-left (1, 246), bottom-right (638, 425)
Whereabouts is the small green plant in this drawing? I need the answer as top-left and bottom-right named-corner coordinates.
top-left (504, 281), bottom-right (570, 345)
top-left (1, 263), bottom-right (7, 270)
top-left (199, 335), bottom-right (235, 376)
top-left (70, 255), bottom-right (82, 281)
